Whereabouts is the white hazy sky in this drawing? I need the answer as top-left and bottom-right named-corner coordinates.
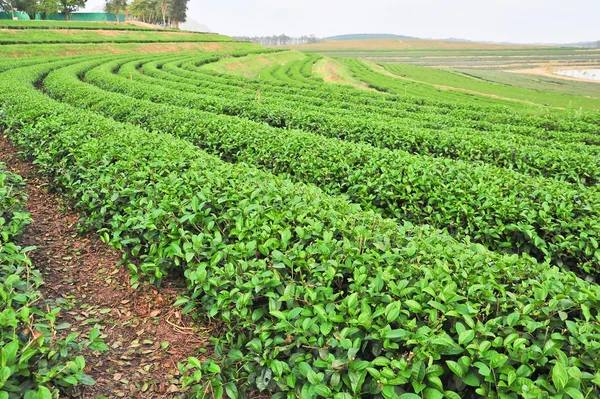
top-left (84, 0), bottom-right (599, 43)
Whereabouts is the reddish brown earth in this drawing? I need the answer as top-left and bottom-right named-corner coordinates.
top-left (0, 134), bottom-right (211, 398)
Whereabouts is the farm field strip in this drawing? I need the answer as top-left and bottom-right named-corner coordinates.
top-left (180, 55), bottom-right (456, 109)
top-left (456, 68), bottom-right (600, 99)
top-left (91, 52), bottom-right (600, 155)
top-left (289, 40), bottom-right (600, 70)
top-left (185, 54), bottom-right (509, 109)
top-left (382, 63), bottom-right (600, 111)
top-left (30, 54), bottom-right (600, 276)
top-left (340, 58), bottom-right (561, 108)
top-left (152, 55), bottom-right (484, 125)
top-left (0, 53), bottom-right (112, 72)
top-left (2, 53), bottom-right (600, 398)
top-left (301, 46), bottom-right (600, 69)
top-left (355, 55), bottom-right (600, 67)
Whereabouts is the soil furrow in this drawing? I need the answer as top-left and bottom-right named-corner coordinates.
top-left (0, 134), bottom-right (210, 398)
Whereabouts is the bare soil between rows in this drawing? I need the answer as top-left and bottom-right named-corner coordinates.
top-left (0, 134), bottom-right (211, 398)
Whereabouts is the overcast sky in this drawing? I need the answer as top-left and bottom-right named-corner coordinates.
top-left (84, 0), bottom-right (599, 43)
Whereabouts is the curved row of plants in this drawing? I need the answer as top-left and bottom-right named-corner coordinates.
top-left (258, 54), bottom-right (322, 85)
top-left (185, 56), bottom-right (508, 118)
top-left (185, 53), bottom-right (600, 135)
top-left (40, 56), bottom-right (600, 275)
top-left (165, 56), bottom-right (473, 121)
top-left (3, 56), bottom-right (600, 399)
top-left (0, 163), bottom-right (99, 398)
top-left (167, 54), bottom-right (600, 147)
top-left (153, 55), bottom-right (600, 149)
top-left (154, 56), bottom-right (600, 151)
top-left (105, 55), bottom-right (600, 186)
top-left (256, 54), bottom-right (600, 136)
top-left (198, 52), bottom-right (600, 134)
top-left (160, 54), bottom-right (600, 148)
top-left (0, 57), bottom-right (52, 73)
top-left (273, 57), bottom-right (516, 108)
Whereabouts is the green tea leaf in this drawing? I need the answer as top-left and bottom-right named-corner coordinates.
top-left (552, 362), bottom-right (568, 390)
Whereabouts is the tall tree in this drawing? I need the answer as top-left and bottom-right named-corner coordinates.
top-left (167, 0), bottom-right (188, 28)
top-left (37, 0), bottom-right (60, 19)
top-left (127, 0), bottom-right (159, 23)
top-left (14, 0), bottom-right (37, 19)
top-left (159, 0), bottom-right (166, 25)
top-left (104, 0), bottom-right (126, 22)
top-left (59, 0), bottom-right (86, 20)
top-left (0, 0), bottom-right (12, 12)
top-left (0, 0), bottom-right (17, 18)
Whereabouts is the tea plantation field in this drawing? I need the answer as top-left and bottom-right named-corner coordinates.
top-left (289, 39), bottom-right (600, 69)
top-left (2, 35), bottom-right (600, 398)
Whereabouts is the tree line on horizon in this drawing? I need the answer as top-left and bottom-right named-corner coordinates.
top-left (0, 0), bottom-right (190, 27)
top-left (234, 34), bottom-right (321, 46)
top-left (106, 0), bottom-right (188, 28)
top-left (0, 0), bottom-right (86, 20)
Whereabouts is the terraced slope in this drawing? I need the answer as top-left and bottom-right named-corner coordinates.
top-left (0, 29), bottom-right (231, 44)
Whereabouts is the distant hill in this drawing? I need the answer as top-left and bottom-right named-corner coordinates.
top-left (326, 33), bottom-right (418, 41)
top-left (287, 38), bottom-right (536, 51)
top-left (443, 37), bottom-right (472, 43)
top-left (294, 33), bottom-right (597, 48)
top-left (561, 41), bottom-right (599, 48)
top-left (323, 34), bottom-right (597, 47)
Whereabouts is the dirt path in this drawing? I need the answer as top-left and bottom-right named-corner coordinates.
top-left (0, 135), bottom-right (210, 398)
